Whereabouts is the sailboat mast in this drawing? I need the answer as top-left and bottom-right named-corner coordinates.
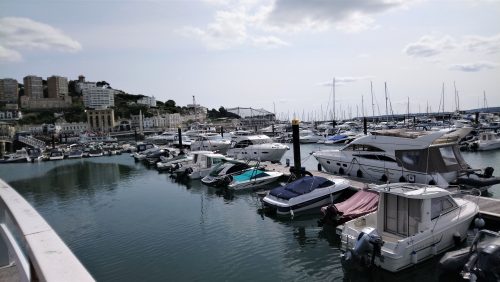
top-left (384, 82), bottom-right (388, 122)
top-left (333, 77), bottom-right (336, 121)
top-left (370, 81), bottom-right (375, 121)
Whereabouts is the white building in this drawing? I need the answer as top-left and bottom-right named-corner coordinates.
top-left (166, 113), bottom-right (182, 129)
top-left (0, 110), bottom-right (22, 121)
top-left (137, 96), bottom-right (157, 108)
top-left (55, 122), bottom-right (88, 133)
top-left (82, 87), bottom-right (115, 109)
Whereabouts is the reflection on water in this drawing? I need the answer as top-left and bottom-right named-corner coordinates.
top-left (0, 150), bottom-right (498, 281)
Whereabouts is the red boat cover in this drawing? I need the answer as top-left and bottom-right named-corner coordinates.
top-left (321, 189), bottom-right (379, 222)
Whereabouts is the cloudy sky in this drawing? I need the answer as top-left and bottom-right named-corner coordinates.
top-left (1, 0), bottom-right (499, 120)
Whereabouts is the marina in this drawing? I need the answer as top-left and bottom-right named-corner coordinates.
top-left (0, 137), bottom-right (499, 281)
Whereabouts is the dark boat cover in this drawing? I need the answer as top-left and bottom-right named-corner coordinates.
top-left (269, 176), bottom-right (333, 200)
top-left (321, 189), bottom-right (379, 224)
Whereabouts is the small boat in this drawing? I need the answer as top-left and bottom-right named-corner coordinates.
top-left (226, 168), bottom-right (283, 191)
top-left (190, 133), bottom-right (231, 154)
top-left (172, 151), bottom-right (225, 180)
top-left (201, 160), bottom-right (251, 186)
top-left (340, 183), bottom-right (478, 273)
top-left (49, 149), bottom-right (65, 160)
top-left (0, 149), bottom-right (29, 163)
top-left (299, 130), bottom-right (325, 144)
top-left (318, 188), bottom-right (379, 227)
top-left (88, 145), bottom-right (103, 157)
top-left (262, 176), bottom-right (350, 217)
top-left (156, 153), bottom-right (193, 172)
top-left (438, 229), bottom-right (500, 281)
top-left (476, 131), bottom-right (500, 151)
top-left (67, 144), bottom-right (84, 159)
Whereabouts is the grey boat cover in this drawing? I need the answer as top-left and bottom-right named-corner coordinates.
top-left (269, 176), bottom-right (333, 200)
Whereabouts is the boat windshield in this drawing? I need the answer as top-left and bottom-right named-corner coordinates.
top-left (209, 162), bottom-right (227, 176)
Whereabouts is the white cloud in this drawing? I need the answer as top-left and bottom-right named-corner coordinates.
top-left (462, 34), bottom-right (500, 54)
top-left (0, 45), bottom-right (22, 62)
top-left (403, 35), bottom-right (457, 57)
top-left (449, 61), bottom-right (496, 72)
top-left (267, 0), bottom-right (413, 33)
top-left (251, 35), bottom-right (289, 48)
top-left (181, 0), bottom-right (417, 50)
top-left (0, 17), bottom-right (82, 62)
top-left (404, 33), bottom-right (500, 58)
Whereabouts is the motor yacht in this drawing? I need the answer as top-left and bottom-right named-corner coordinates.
top-left (190, 133), bottom-right (231, 154)
top-left (262, 176), bottom-right (350, 217)
top-left (67, 144), bottom-right (84, 159)
top-left (340, 183), bottom-right (478, 273)
top-left (0, 148), bottom-right (29, 163)
top-left (156, 153), bottom-right (193, 172)
top-left (226, 134), bottom-right (289, 163)
top-left (145, 132), bottom-right (176, 145)
top-left (299, 129), bottom-right (325, 144)
top-left (48, 149), bottom-right (65, 160)
top-left (313, 128), bottom-right (498, 189)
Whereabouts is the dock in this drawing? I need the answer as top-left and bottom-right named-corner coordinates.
top-left (262, 162), bottom-right (500, 227)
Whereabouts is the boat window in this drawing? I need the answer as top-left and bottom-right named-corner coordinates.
top-left (384, 194), bottom-right (412, 237)
top-left (431, 196), bottom-right (457, 220)
top-left (408, 199), bottom-right (421, 236)
top-left (377, 155), bottom-right (397, 163)
top-left (439, 146), bottom-right (458, 166)
top-left (343, 144), bottom-right (384, 152)
top-left (235, 140), bottom-right (253, 148)
top-left (317, 180), bottom-right (334, 188)
top-left (398, 150), bottom-right (421, 169)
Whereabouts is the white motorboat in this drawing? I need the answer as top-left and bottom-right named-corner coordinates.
top-left (156, 153), bottom-right (193, 172)
top-left (131, 143), bottom-right (157, 160)
top-left (262, 176), bottom-right (350, 217)
top-left (299, 129), bottom-right (325, 144)
top-left (67, 144), bottom-right (84, 159)
top-left (172, 151), bottom-right (226, 180)
top-left (340, 183), bottom-right (478, 273)
top-left (79, 132), bottom-right (117, 144)
top-left (477, 131), bottom-right (500, 151)
top-left (190, 133), bottom-right (231, 154)
top-left (201, 160), bottom-right (251, 186)
top-left (313, 128), bottom-right (487, 188)
top-left (226, 135), bottom-right (289, 163)
top-left (0, 149), bottom-right (29, 163)
top-left (226, 168), bottom-right (283, 191)
top-left (49, 149), bottom-right (65, 160)
top-left (26, 147), bottom-right (43, 162)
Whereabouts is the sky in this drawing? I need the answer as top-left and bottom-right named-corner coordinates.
top-left (0, 0), bottom-right (499, 121)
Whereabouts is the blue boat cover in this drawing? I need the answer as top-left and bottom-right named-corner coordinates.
top-left (269, 176), bottom-right (334, 200)
top-left (233, 169), bottom-right (267, 182)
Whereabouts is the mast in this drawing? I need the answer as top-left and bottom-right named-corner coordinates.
top-left (192, 95), bottom-right (197, 121)
top-left (384, 82), bottom-right (388, 122)
top-left (484, 91), bottom-right (488, 110)
top-left (370, 81), bottom-right (375, 121)
top-left (362, 95), bottom-right (365, 118)
top-left (333, 77), bottom-right (336, 121)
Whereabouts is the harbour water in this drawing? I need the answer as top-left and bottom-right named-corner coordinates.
top-left (0, 144), bottom-right (499, 281)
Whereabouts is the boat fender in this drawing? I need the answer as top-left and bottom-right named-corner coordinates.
top-left (431, 244), bottom-right (437, 256)
top-left (453, 232), bottom-right (462, 246)
top-left (474, 217), bottom-right (485, 230)
top-left (184, 167), bottom-right (193, 175)
top-left (339, 168), bottom-right (345, 175)
top-left (411, 251), bottom-right (418, 264)
top-left (380, 174), bottom-right (388, 182)
top-left (429, 180), bottom-right (436, 185)
top-left (317, 163), bottom-right (322, 172)
top-left (399, 176), bottom-right (406, 182)
top-left (357, 169), bottom-right (363, 178)
top-left (484, 167), bottom-right (494, 178)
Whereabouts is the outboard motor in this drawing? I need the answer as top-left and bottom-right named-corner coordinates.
top-left (318, 204), bottom-right (343, 227)
top-left (484, 167), bottom-right (494, 178)
top-left (464, 238), bottom-right (500, 281)
top-left (341, 227), bottom-right (384, 272)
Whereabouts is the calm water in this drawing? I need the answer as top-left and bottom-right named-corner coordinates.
top-left (0, 145), bottom-right (499, 281)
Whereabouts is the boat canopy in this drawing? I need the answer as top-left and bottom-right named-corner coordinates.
top-left (269, 176), bottom-right (334, 200)
top-left (233, 169), bottom-right (268, 182)
top-left (332, 189), bottom-right (379, 223)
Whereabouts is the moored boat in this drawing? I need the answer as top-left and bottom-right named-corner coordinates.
top-left (340, 183), bottom-right (478, 273)
top-left (262, 176), bottom-right (350, 217)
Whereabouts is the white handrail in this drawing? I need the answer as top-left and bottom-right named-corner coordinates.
top-left (0, 178), bottom-right (94, 282)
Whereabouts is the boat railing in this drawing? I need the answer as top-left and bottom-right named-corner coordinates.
top-left (0, 178), bottom-right (94, 282)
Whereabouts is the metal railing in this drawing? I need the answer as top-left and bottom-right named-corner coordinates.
top-left (0, 179), bottom-right (94, 282)
top-left (17, 136), bottom-right (46, 149)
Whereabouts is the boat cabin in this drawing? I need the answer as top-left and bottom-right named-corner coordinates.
top-left (192, 152), bottom-right (225, 169)
top-left (231, 135), bottom-right (272, 148)
top-left (375, 184), bottom-right (459, 238)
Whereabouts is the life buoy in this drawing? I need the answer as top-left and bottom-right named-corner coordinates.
top-left (357, 169), bottom-right (363, 178)
top-left (381, 174), bottom-right (388, 182)
top-left (339, 168), bottom-right (345, 175)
